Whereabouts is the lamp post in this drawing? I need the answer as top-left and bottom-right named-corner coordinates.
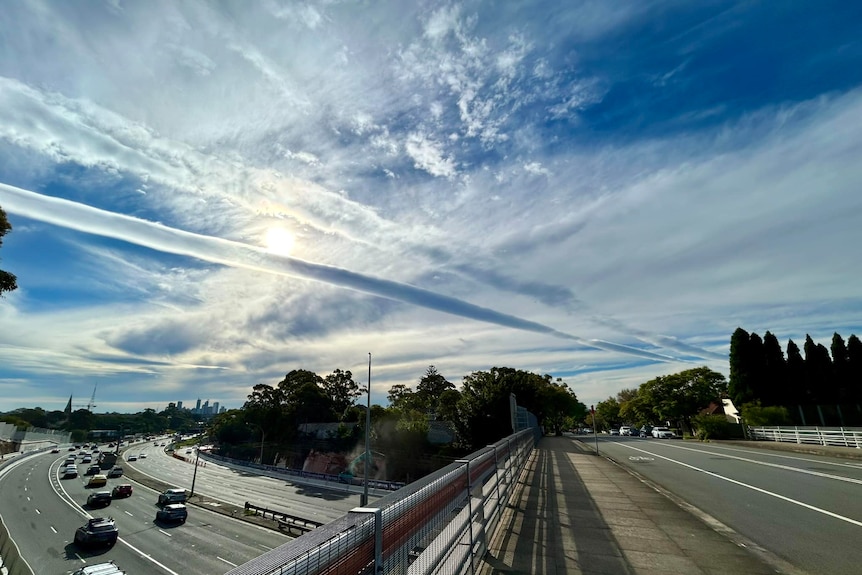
top-left (190, 433), bottom-right (202, 498)
top-left (361, 352), bottom-right (371, 507)
top-left (247, 423), bottom-right (265, 465)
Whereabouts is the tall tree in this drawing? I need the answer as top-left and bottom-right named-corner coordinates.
top-left (638, 367), bottom-right (727, 430)
top-left (786, 339), bottom-right (806, 405)
top-left (762, 331), bottom-right (786, 406)
top-left (747, 332), bottom-right (767, 403)
top-left (848, 335), bottom-right (862, 403)
top-left (323, 369), bottom-right (361, 418)
top-left (729, 327), bottom-right (754, 405)
top-left (804, 335), bottom-right (834, 403)
top-left (595, 397), bottom-right (622, 427)
top-left (830, 333), bottom-right (850, 402)
top-left (415, 366), bottom-right (455, 416)
top-left (0, 205), bottom-right (18, 296)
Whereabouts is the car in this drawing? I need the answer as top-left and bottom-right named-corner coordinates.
top-left (609, 428), bottom-right (620, 436)
top-left (65, 456), bottom-right (77, 465)
top-left (51, 447), bottom-right (61, 453)
top-left (92, 446), bottom-right (100, 452)
top-left (82, 455), bottom-right (92, 463)
top-left (74, 517), bottom-right (118, 548)
top-left (619, 426), bottom-right (632, 436)
top-left (86, 491), bottom-right (113, 508)
top-left (157, 488), bottom-right (187, 506)
top-left (72, 560), bottom-right (126, 575)
top-left (85, 464), bottom-right (101, 475)
top-left (62, 465), bottom-right (79, 479)
top-left (652, 426), bottom-right (676, 439)
top-left (87, 474), bottom-right (108, 488)
top-left (639, 425), bottom-right (653, 437)
top-left (139, 453), bottom-right (147, 459)
top-left (107, 466), bottom-right (124, 478)
top-left (127, 455), bottom-right (137, 462)
top-left (185, 449), bottom-right (192, 454)
top-left (69, 446), bottom-right (78, 451)
top-left (112, 484), bottom-right (133, 498)
top-left (156, 503), bottom-right (188, 524)
top-left (582, 428), bottom-right (593, 434)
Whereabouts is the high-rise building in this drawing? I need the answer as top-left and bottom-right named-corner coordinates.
top-left (195, 398), bottom-right (201, 413)
top-left (213, 401), bottom-right (219, 414)
top-left (177, 400), bottom-right (183, 410)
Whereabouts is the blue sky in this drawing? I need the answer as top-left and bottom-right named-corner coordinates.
top-left (1, 1), bottom-right (860, 414)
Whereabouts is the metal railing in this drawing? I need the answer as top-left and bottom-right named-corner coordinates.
top-left (748, 426), bottom-right (862, 448)
top-left (224, 428), bottom-right (537, 575)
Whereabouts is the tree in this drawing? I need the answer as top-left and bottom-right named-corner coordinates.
top-left (831, 333), bottom-right (849, 402)
top-left (638, 367), bottom-right (727, 431)
top-left (747, 332), bottom-right (767, 403)
top-left (848, 335), bottom-right (862, 402)
top-left (540, 382), bottom-right (584, 435)
top-left (729, 328), bottom-right (754, 406)
top-left (786, 339), bottom-right (806, 405)
top-left (804, 335), bottom-right (834, 403)
top-left (0, 205), bottom-right (17, 296)
top-left (387, 384), bottom-right (417, 411)
top-left (595, 397), bottom-right (621, 428)
top-left (415, 366), bottom-right (455, 416)
top-left (761, 331), bottom-right (786, 406)
top-left (323, 369), bottom-right (361, 418)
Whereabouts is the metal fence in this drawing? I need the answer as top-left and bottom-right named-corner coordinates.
top-left (224, 428), bottom-right (537, 575)
top-left (748, 426), bottom-right (862, 448)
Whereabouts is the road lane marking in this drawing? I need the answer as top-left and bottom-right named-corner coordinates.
top-left (699, 443), bottom-right (862, 470)
top-left (217, 557), bottom-right (238, 567)
top-left (27, 496), bottom-right (30, 501)
top-left (75, 552), bottom-right (85, 563)
top-left (35, 508), bottom-right (40, 515)
top-left (158, 529), bottom-right (172, 537)
top-left (50, 526), bottom-right (57, 534)
top-left (125, 510), bottom-right (134, 516)
top-left (639, 441), bottom-right (862, 485)
top-left (258, 543), bottom-right (273, 550)
top-left (621, 443), bottom-right (862, 527)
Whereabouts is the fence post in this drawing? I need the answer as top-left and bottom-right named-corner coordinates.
top-left (456, 459), bottom-right (477, 575)
top-left (352, 507), bottom-right (383, 574)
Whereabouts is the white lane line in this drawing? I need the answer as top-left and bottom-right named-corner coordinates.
top-left (50, 526), bottom-right (57, 534)
top-left (158, 529), bottom-right (172, 537)
top-left (118, 538), bottom-right (181, 575)
top-left (258, 543), bottom-right (273, 550)
top-left (699, 443), bottom-right (862, 469)
top-left (35, 509), bottom-right (41, 515)
top-left (621, 443), bottom-right (862, 527)
top-left (642, 441), bottom-right (862, 485)
top-left (217, 557), bottom-right (238, 567)
top-left (125, 510), bottom-right (134, 516)
top-left (26, 496), bottom-right (30, 501)
top-left (75, 552), bottom-right (85, 563)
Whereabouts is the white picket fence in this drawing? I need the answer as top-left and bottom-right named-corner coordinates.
top-left (748, 426), bottom-right (862, 449)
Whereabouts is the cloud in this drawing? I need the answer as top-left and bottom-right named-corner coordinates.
top-left (404, 132), bottom-right (457, 178)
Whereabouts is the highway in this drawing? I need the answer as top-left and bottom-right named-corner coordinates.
top-left (122, 440), bottom-right (369, 525)
top-left (0, 444), bottom-right (291, 575)
top-left (588, 435), bottom-right (862, 575)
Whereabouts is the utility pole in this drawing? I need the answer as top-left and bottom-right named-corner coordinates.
top-left (361, 352), bottom-right (371, 507)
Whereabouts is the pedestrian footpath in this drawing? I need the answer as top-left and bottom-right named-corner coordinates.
top-left (480, 435), bottom-right (782, 575)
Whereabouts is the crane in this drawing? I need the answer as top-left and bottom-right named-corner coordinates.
top-left (73, 384), bottom-right (98, 412)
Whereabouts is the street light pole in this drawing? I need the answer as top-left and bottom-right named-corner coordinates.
top-left (190, 435), bottom-right (202, 498)
top-left (361, 352), bottom-right (371, 507)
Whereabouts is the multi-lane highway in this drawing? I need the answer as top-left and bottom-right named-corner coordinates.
top-left (0, 442), bottom-right (291, 575)
top-left (588, 436), bottom-right (862, 575)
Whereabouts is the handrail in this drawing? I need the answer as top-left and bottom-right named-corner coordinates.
top-left (748, 426), bottom-right (862, 449)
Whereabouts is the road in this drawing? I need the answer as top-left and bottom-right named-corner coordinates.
top-left (0, 445), bottom-right (291, 575)
top-left (122, 441), bottom-right (369, 525)
top-left (589, 435), bottom-right (862, 575)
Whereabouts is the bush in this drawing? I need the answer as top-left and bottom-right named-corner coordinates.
top-left (740, 402), bottom-right (792, 426)
top-left (692, 414), bottom-right (732, 440)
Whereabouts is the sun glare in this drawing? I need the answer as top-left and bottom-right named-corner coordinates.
top-left (264, 226), bottom-right (296, 256)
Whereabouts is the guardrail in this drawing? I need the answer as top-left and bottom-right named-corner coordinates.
top-left (243, 502), bottom-right (323, 536)
top-left (224, 427), bottom-right (537, 575)
top-left (748, 426), bottom-right (862, 448)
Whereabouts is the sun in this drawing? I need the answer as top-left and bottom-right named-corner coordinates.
top-left (264, 226), bottom-right (296, 256)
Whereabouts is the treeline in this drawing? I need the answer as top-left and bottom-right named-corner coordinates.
top-left (729, 328), bottom-right (862, 408)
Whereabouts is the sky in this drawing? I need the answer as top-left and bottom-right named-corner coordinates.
top-left (1, 1), bottom-right (861, 416)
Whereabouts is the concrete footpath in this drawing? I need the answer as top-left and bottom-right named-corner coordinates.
top-left (480, 436), bottom-right (783, 575)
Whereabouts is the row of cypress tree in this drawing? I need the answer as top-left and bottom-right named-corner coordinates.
top-left (728, 328), bottom-right (862, 408)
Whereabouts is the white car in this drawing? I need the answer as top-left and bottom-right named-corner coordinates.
top-left (652, 426), bottom-right (676, 439)
top-left (619, 426), bottom-right (632, 436)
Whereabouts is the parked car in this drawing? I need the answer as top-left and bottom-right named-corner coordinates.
top-left (85, 464), bottom-right (101, 475)
top-left (157, 488), bottom-right (187, 506)
top-left (609, 428), bottom-right (620, 436)
top-left (652, 426), bottom-right (676, 439)
top-left (86, 491), bottom-right (113, 508)
top-left (639, 425), bottom-right (653, 437)
top-left (112, 484), bottom-right (133, 498)
top-left (74, 517), bottom-right (118, 548)
top-left (156, 504), bottom-right (188, 524)
top-left (619, 426), bottom-right (632, 436)
top-left (107, 466), bottom-right (124, 478)
top-left (62, 465), bottom-right (78, 479)
top-left (72, 561), bottom-right (125, 575)
top-left (87, 474), bottom-right (108, 488)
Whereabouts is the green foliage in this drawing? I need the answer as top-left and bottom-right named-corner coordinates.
top-left (323, 369), bottom-right (361, 418)
top-left (595, 397), bottom-right (621, 429)
top-left (638, 367), bottom-right (727, 428)
top-left (0, 205), bottom-right (17, 296)
top-left (740, 402), bottom-right (792, 426)
top-left (691, 414), bottom-right (732, 440)
top-left (728, 327), bottom-right (753, 406)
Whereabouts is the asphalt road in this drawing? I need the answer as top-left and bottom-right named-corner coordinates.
top-left (587, 435), bottom-right (862, 575)
top-left (122, 441), bottom-right (369, 525)
top-left (0, 445), bottom-right (291, 575)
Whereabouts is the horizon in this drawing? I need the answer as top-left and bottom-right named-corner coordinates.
top-left (1, 1), bottom-right (861, 414)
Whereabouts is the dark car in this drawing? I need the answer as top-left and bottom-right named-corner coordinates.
top-left (85, 464), bottom-right (101, 475)
top-left (74, 517), bottom-right (119, 548)
top-left (112, 484), bottom-right (133, 498)
top-left (156, 504), bottom-right (188, 524)
top-left (107, 466), bottom-right (124, 478)
top-left (639, 425), bottom-right (653, 437)
top-left (87, 491), bottom-right (113, 508)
